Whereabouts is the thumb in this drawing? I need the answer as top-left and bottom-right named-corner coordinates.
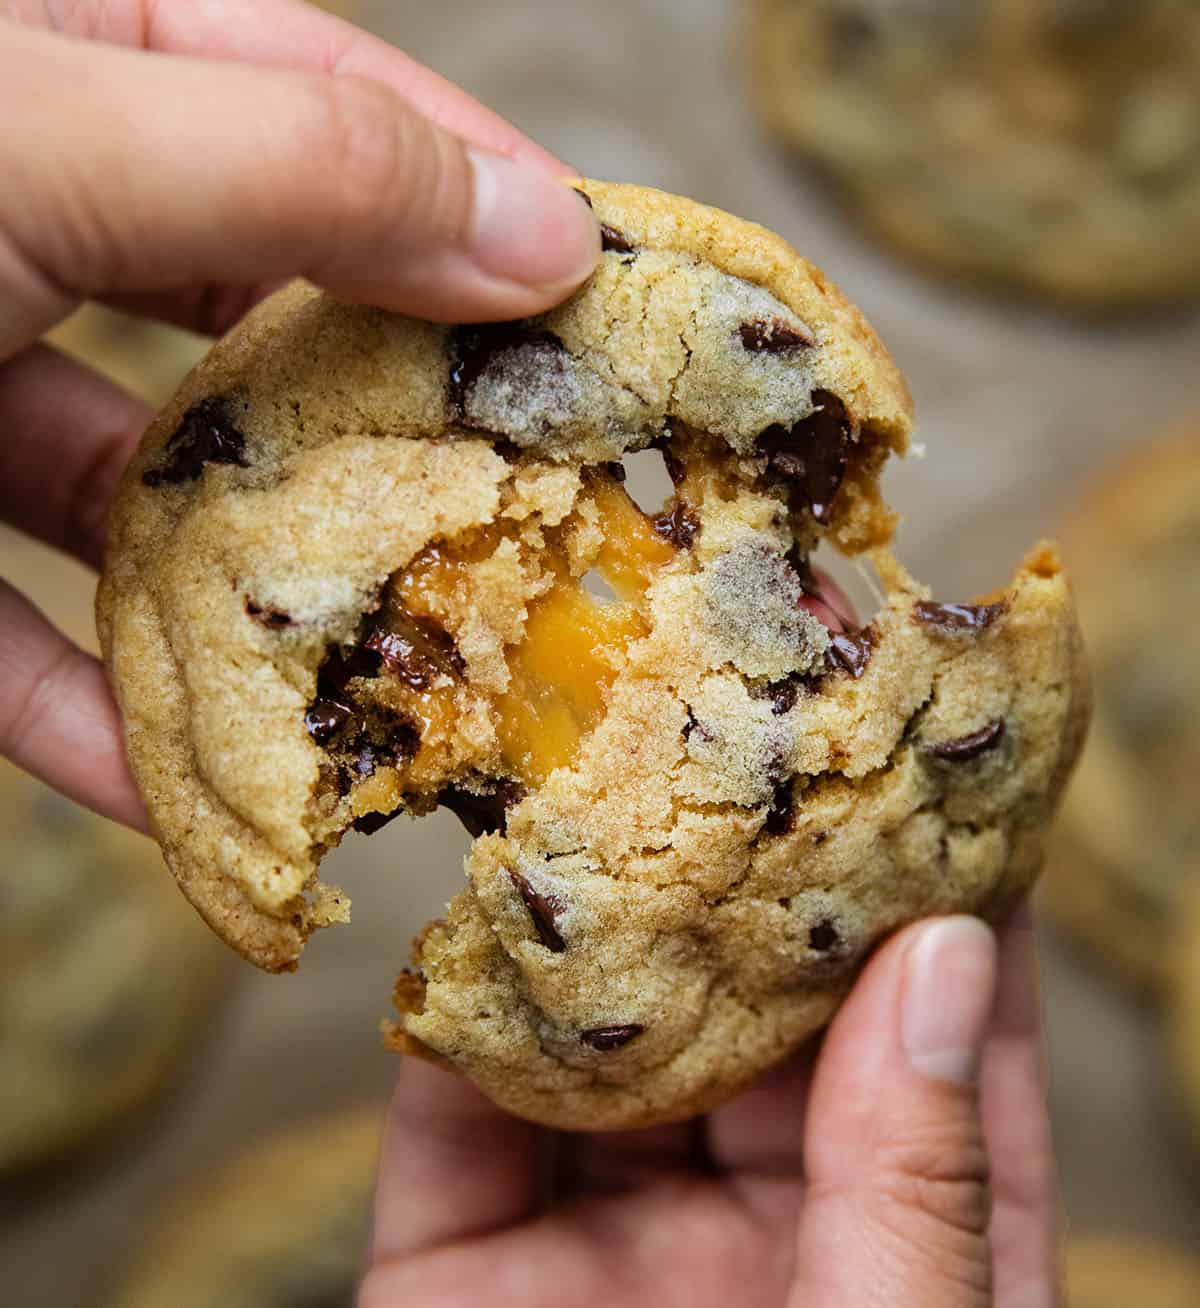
top-left (0, 22), bottom-right (600, 355)
top-left (796, 917), bottom-right (1000, 1308)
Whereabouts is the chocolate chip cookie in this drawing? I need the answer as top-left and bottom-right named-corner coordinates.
top-left (1066, 1237), bottom-right (1200, 1307)
top-left (98, 179), bottom-right (1087, 1129)
top-left (747, 0), bottom-right (1200, 308)
top-left (0, 760), bottom-right (226, 1172)
top-left (1042, 431), bottom-right (1199, 994)
top-left (107, 1107), bottom-right (380, 1308)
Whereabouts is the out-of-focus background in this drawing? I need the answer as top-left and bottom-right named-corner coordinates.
top-left (2, 1), bottom-right (1198, 1303)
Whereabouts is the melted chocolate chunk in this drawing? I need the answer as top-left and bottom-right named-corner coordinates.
top-left (764, 677), bottom-right (800, 715)
top-left (304, 698), bottom-right (354, 745)
top-left (142, 397), bottom-right (248, 487)
top-left (929, 719), bottom-right (1007, 762)
top-left (808, 920), bottom-right (841, 953)
top-left (508, 870), bottom-right (567, 953)
top-left (580, 1024), bottom-right (644, 1051)
top-left (244, 597), bottom-right (293, 628)
top-left (653, 500), bottom-right (700, 549)
top-left (440, 780), bottom-right (526, 838)
top-left (364, 612), bottom-right (464, 691)
top-left (683, 711), bottom-right (715, 744)
top-left (353, 808), bottom-right (403, 835)
top-left (600, 223), bottom-right (637, 254)
top-left (827, 627), bottom-right (874, 678)
top-left (913, 601), bottom-right (1007, 634)
top-left (738, 318), bottom-right (814, 355)
top-left (756, 389), bottom-right (854, 524)
top-left (448, 324), bottom-right (567, 420)
top-left (764, 779), bottom-right (796, 835)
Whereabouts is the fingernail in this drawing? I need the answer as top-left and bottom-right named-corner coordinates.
top-left (468, 152), bottom-right (601, 292)
top-left (902, 917), bottom-right (998, 1085)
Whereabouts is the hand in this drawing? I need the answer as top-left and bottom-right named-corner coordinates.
top-left (0, 0), bottom-right (600, 826)
top-left (364, 911), bottom-right (1060, 1308)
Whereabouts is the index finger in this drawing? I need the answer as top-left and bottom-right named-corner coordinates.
top-left (26, 0), bottom-right (568, 171)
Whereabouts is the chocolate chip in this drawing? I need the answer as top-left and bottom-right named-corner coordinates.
top-left (652, 435), bottom-right (687, 487)
top-left (604, 460), bottom-right (627, 483)
top-left (304, 698), bottom-right (354, 745)
top-left (508, 870), bottom-right (567, 953)
top-left (580, 1024), bottom-right (644, 1051)
top-left (653, 500), bottom-right (700, 549)
top-left (142, 397), bottom-right (248, 486)
top-left (913, 601), bottom-right (1007, 634)
top-left (808, 920), bottom-right (841, 952)
top-left (759, 677), bottom-right (801, 715)
top-left (317, 644), bottom-right (381, 698)
top-left (353, 808), bottom-right (403, 835)
top-left (244, 597), bottom-right (293, 628)
top-left (757, 389), bottom-right (854, 524)
top-left (764, 779), bottom-right (796, 835)
top-left (448, 324), bottom-right (568, 421)
top-left (738, 318), bottom-right (814, 355)
top-left (683, 711), bottom-right (715, 744)
top-left (827, 627), bottom-right (874, 678)
top-left (440, 780), bottom-right (526, 838)
top-left (600, 224), bottom-right (636, 254)
top-left (929, 719), bottom-right (1006, 762)
top-left (363, 612), bottom-right (464, 691)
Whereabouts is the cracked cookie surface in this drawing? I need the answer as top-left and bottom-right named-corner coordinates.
top-left (747, 0), bottom-right (1200, 308)
top-left (1042, 432), bottom-right (1199, 994)
top-left (99, 180), bottom-right (1086, 1128)
top-left (0, 760), bottom-right (226, 1171)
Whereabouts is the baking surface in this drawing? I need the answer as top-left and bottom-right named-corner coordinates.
top-left (2, 1), bottom-right (1198, 1301)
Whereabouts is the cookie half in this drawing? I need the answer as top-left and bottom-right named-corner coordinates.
top-left (746, 0), bottom-right (1200, 308)
top-left (1042, 431), bottom-right (1200, 995)
top-left (107, 1106), bottom-right (380, 1308)
top-left (99, 179), bottom-right (1086, 1128)
top-left (0, 760), bottom-right (227, 1172)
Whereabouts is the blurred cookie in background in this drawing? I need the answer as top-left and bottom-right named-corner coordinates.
top-left (746, 0), bottom-right (1200, 309)
top-left (1066, 1236), bottom-right (1200, 1306)
top-left (1170, 885), bottom-right (1200, 1152)
top-left (108, 1106), bottom-right (382, 1308)
top-left (0, 760), bottom-right (228, 1173)
top-left (47, 304), bottom-right (208, 409)
top-left (1040, 431), bottom-right (1199, 993)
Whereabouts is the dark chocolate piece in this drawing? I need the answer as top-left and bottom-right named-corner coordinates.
top-left (304, 698), bottom-right (354, 745)
top-left (764, 779), bottom-right (796, 835)
top-left (808, 920), bottom-right (841, 952)
top-left (929, 719), bottom-right (1006, 762)
top-left (364, 612), bottom-right (464, 690)
top-left (142, 397), bottom-right (248, 487)
top-left (913, 601), bottom-right (1007, 634)
top-left (448, 324), bottom-right (568, 420)
top-left (601, 224), bottom-right (636, 254)
top-left (353, 808), bottom-right (403, 835)
top-left (653, 500), bottom-right (700, 549)
top-left (244, 598), bottom-right (293, 628)
top-left (580, 1024), bottom-right (644, 1051)
top-left (738, 318), bottom-right (814, 355)
top-left (508, 870), bottom-right (567, 953)
top-left (440, 780), bottom-right (526, 838)
top-left (756, 389), bottom-right (854, 524)
top-left (827, 628), bottom-right (874, 678)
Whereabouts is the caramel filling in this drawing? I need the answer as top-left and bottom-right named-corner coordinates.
top-left (312, 471), bottom-right (682, 826)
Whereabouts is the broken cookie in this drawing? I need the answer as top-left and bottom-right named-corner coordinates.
top-left (98, 180), bottom-right (1087, 1129)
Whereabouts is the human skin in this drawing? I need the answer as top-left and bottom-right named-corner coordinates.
top-left (0, 7), bottom-right (1061, 1303)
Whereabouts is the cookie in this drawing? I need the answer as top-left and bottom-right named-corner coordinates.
top-left (0, 760), bottom-right (226, 1172)
top-left (98, 179), bottom-right (1086, 1129)
top-left (746, 0), bottom-right (1200, 308)
top-left (1041, 431), bottom-right (1199, 994)
top-left (48, 303), bottom-right (208, 408)
top-left (1065, 1236), bottom-right (1200, 1307)
top-left (107, 1106), bottom-right (380, 1308)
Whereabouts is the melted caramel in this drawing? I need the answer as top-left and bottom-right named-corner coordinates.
top-left (393, 473), bottom-right (678, 788)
